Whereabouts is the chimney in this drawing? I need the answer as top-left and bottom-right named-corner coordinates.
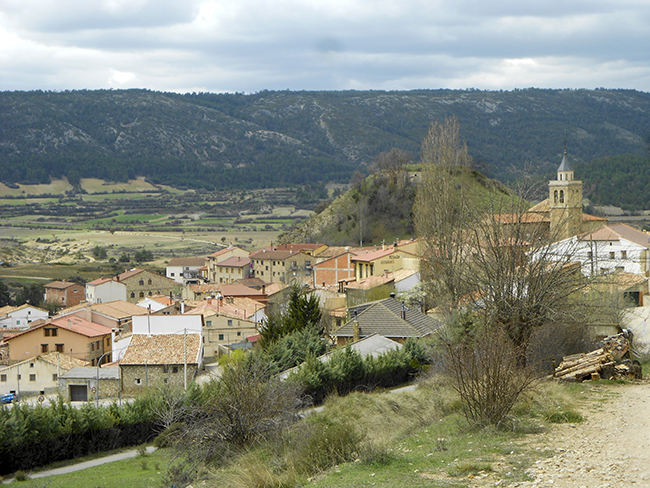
top-left (85, 303), bottom-right (93, 321)
top-left (262, 284), bottom-right (266, 295)
top-left (207, 298), bottom-right (212, 305)
top-left (353, 320), bottom-right (360, 342)
top-left (401, 309), bottom-right (407, 320)
top-left (219, 295), bottom-right (224, 307)
top-left (382, 240), bottom-right (386, 251)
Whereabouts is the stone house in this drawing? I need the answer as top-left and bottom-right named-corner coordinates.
top-left (119, 333), bottom-right (202, 396)
top-left (249, 248), bottom-right (312, 284)
top-left (59, 366), bottom-right (120, 402)
top-left (115, 268), bottom-right (179, 303)
top-left (44, 281), bottom-right (85, 309)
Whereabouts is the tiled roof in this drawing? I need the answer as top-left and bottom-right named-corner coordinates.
top-left (58, 300), bottom-right (147, 320)
top-left (3, 315), bottom-right (111, 342)
top-left (207, 246), bottom-right (248, 258)
top-left (167, 257), bottom-right (206, 267)
top-left (45, 281), bottom-right (79, 290)
top-left (217, 256), bottom-right (251, 267)
top-left (345, 274), bottom-right (394, 290)
top-left (39, 352), bottom-right (88, 369)
top-left (116, 268), bottom-right (145, 281)
top-left (189, 283), bottom-right (266, 297)
top-left (249, 249), bottom-right (300, 260)
top-left (0, 305), bottom-right (16, 317)
top-left (120, 334), bottom-right (202, 365)
top-left (335, 298), bottom-right (442, 339)
top-left (263, 282), bottom-right (287, 296)
top-left (578, 223), bottom-right (650, 247)
top-left (236, 278), bottom-right (267, 288)
top-left (351, 247), bottom-right (416, 263)
top-left (62, 366), bottom-right (120, 380)
top-left (87, 277), bottom-right (114, 286)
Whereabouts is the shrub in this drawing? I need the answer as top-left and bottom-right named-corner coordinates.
top-left (288, 414), bottom-right (363, 475)
top-left (440, 324), bottom-right (539, 427)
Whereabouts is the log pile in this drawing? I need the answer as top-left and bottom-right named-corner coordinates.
top-left (553, 333), bottom-right (641, 382)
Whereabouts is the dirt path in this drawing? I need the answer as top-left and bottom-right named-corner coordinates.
top-left (516, 381), bottom-right (650, 487)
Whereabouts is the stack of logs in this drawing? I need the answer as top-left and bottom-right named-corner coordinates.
top-left (553, 333), bottom-right (640, 382)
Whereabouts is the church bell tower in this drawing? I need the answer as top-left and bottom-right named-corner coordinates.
top-left (549, 149), bottom-right (582, 240)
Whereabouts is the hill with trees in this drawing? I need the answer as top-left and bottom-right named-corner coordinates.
top-left (1, 88), bottom-right (650, 198)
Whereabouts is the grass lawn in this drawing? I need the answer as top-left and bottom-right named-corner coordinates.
top-left (15, 448), bottom-right (173, 488)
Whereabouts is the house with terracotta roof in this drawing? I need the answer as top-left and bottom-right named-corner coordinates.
top-left (166, 257), bottom-right (206, 285)
top-left (206, 246), bottom-right (250, 283)
top-left (44, 281), bottom-right (85, 309)
top-left (249, 248), bottom-right (312, 284)
top-left (85, 277), bottom-right (127, 304)
top-left (0, 304), bottom-right (49, 330)
top-left (58, 300), bottom-right (148, 335)
top-left (114, 268), bottom-right (179, 303)
top-left (119, 333), bottom-right (203, 395)
top-left (332, 297), bottom-right (442, 346)
top-left (184, 299), bottom-right (261, 358)
top-left (213, 255), bottom-right (252, 284)
top-left (182, 282), bottom-right (268, 304)
top-left (1, 315), bottom-right (112, 365)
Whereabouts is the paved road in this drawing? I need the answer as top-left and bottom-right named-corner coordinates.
top-left (2, 447), bottom-right (157, 484)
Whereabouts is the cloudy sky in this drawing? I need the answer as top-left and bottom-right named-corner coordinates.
top-left (1, 0), bottom-right (649, 94)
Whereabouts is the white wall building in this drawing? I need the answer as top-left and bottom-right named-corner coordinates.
top-left (131, 314), bottom-right (203, 336)
top-left (86, 278), bottom-right (127, 304)
top-left (0, 305), bottom-right (49, 330)
top-left (546, 223), bottom-right (650, 277)
top-left (166, 257), bottom-right (206, 285)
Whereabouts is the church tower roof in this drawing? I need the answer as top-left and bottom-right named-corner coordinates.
top-left (557, 149), bottom-right (572, 172)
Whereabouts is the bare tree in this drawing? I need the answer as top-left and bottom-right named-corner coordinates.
top-left (415, 116), bottom-right (476, 308)
top-left (370, 148), bottom-right (412, 185)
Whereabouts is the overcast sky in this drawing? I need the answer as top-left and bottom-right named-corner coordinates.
top-left (1, 0), bottom-right (649, 94)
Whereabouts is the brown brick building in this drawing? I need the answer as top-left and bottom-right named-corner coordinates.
top-left (115, 269), bottom-right (179, 303)
top-left (44, 281), bottom-right (85, 309)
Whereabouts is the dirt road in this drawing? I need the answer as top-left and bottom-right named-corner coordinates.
top-left (517, 381), bottom-right (650, 487)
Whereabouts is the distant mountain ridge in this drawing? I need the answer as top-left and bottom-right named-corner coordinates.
top-left (1, 88), bottom-right (650, 190)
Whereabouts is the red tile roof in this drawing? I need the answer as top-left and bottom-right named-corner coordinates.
top-left (120, 334), bottom-right (202, 365)
top-left (3, 315), bottom-right (111, 342)
top-left (217, 256), bottom-right (251, 267)
top-left (45, 281), bottom-right (79, 289)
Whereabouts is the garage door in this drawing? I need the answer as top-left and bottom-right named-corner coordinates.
top-left (69, 385), bottom-right (88, 402)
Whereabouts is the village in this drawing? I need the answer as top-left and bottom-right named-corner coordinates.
top-left (1, 152), bottom-right (649, 405)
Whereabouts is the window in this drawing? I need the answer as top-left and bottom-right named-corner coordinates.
top-left (106, 338), bottom-right (110, 346)
top-left (587, 251), bottom-right (593, 259)
top-left (52, 374), bottom-right (58, 381)
top-left (29, 374), bottom-right (36, 382)
top-left (91, 342), bottom-right (95, 351)
top-left (41, 344), bottom-right (48, 353)
top-left (135, 378), bottom-right (141, 385)
top-left (30, 362), bottom-right (34, 368)
top-left (139, 280), bottom-right (144, 286)
top-left (148, 279), bottom-right (152, 285)
top-left (17, 375), bottom-right (21, 380)
top-left (227, 319), bottom-right (233, 326)
top-left (131, 292), bottom-right (135, 298)
top-left (0, 374), bottom-right (6, 382)
top-left (56, 344), bottom-right (64, 353)
top-left (559, 190), bottom-right (564, 203)
top-left (172, 366), bottom-right (179, 373)
top-left (206, 320), bottom-right (212, 327)
top-left (621, 251), bottom-right (628, 259)
top-left (139, 292), bottom-right (145, 298)
top-left (609, 252), bottom-right (615, 260)
top-left (148, 291), bottom-right (152, 296)
top-left (170, 272), bottom-right (175, 277)
top-left (218, 334), bottom-right (224, 340)
top-left (44, 327), bottom-right (57, 337)
top-left (237, 331), bottom-right (241, 336)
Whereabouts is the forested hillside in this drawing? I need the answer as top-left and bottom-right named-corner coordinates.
top-left (2, 88), bottom-right (650, 193)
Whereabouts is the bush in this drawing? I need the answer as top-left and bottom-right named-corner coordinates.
top-left (440, 324), bottom-right (539, 427)
top-left (288, 414), bottom-right (363, 475)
